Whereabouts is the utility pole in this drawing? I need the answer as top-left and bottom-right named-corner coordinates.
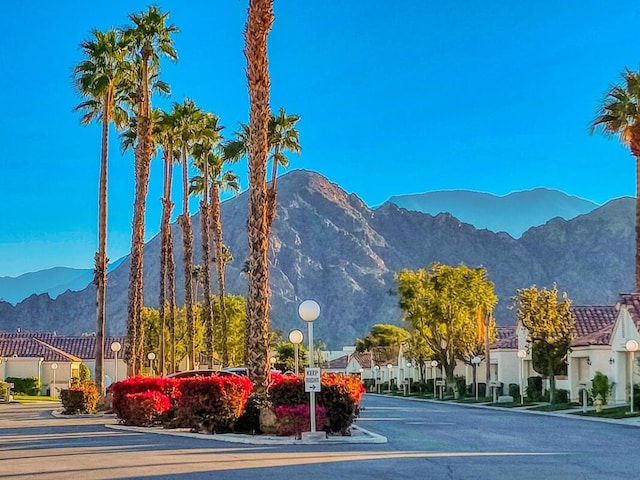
top-left (484, 310), bottom-right (491, 397)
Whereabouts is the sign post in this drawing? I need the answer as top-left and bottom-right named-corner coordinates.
top-left (305, 367), bottom-right (321, 433)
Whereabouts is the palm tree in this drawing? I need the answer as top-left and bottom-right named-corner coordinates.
top-left (174, 98), bottom-right (203, 370)
top-left (155, 108), bottom-right (179, 374)
top-left (73, 28), bottom-right (129, 397)
top-left (591, 68), bottom-right (640, 291)
top-left (226, 109), bottom-right (299, 233)
top-left (244, 0), bottom-right (275, 394)
top-left (191, 148), bottom-right (240, 367)
top-left (123, 6), bottom-right (178, 374)
top-left (190, 113), bottom-right (223, 368)
top-left (266, 108), bottom-right (301, 230)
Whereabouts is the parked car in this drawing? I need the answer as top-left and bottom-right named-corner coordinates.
top-left (221, 366), bottom-right (282, 376)
top-left (164, 369), bottom-right (237, 379)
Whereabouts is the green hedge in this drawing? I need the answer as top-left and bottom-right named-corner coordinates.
top-left (5, 377), bottom-right (40, 395)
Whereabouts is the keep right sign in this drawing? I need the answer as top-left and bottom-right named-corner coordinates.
top-left (304, 367), bottom-right (321, 392)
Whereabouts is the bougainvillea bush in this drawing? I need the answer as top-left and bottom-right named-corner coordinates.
top-left (110, 376), bottom-right (181, 422)
top-left (268, 373), bottom-right (365, 435)
top-left (110, 375), bottom-right (253, 432)
top-left (275, 404), bottom-right (328, 438)
top-left (119, 391), bottom-right (171, 426)
top-left (174, 376), bottom-right (253, 433)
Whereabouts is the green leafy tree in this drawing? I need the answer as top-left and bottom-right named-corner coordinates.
top-left (212, 295), bottom-right (246, 367)
top-left (591, 68), bottom-right (640, 291)
top-left (514, 284), bottom-right (575, 404)
top-left (403, 334), bottom-right (432, 382)
top-left (276, 342), bottom-right (308, 372)
top-left (396, 263), bottom-right (497, 386)
top-left (356, 324), bottom-right (410, 352)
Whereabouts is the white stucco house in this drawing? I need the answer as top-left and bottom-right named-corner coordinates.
top-left (0, 331), bottom-right (127, 395)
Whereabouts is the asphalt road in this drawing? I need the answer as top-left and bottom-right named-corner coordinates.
top-left (2, 396), bottom-right (640, 479)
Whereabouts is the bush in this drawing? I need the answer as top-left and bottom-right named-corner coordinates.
top-left (454, 375), bottom-right (466, 399)
top-left (233, 391), bottom-right (272, 434)
top-left (174, 376), bottom-right (253, 433)
top-left (6, 377), bottom-right (40, 396)
top-left (526, 376), bottom-right (543, 401)
top-left (275, 405), bottom-right (328, 438)
top-left (554, 389), bottom-right (569, 404)
top-left (0, 382), bottom-right (7, 399)
top-left (110, 376), bottom-right (181, 421)
top-left (268, 373), bottom-right (364, 435)
top-left (60, 382), bottom-right (100, 414)
top-left (592, 372), bottom-right (611, 405)
top-left (509, 383), bottom-right (520, 399)
top-left (119, 391), bottom-right (171, 426)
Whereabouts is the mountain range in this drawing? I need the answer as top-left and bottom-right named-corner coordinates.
top-left (0, 258), bottom-right (125, 305)
top-left (389, 188), bottom-right (599, 238)
top-left (0, 170), bottom-right (634, 348)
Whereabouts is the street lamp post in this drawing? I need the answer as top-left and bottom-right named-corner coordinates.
top-left (430, 360), bottom-right (438, 399)
top-left (517, 349), bottom-right (527, 404)
top-left (147, 352), bottom-right (156, 376)
top-left (471, 356), bottom-right (481, 401)
top-left (387, 364), bottom-right (393, 393)
top-left (374, 365), bottom-right (380, 393)
top-left (110, 341), bottom-right (122, 383)
top-left (406, 362), bottom-right (412, 395)
top-left (299, 300), bottom-right (320, 434)
top-left (288, 329), bottom-right (304, 376)
top-left (626, 340), bottom-right (639, 413)
top-left (50, 363), bottom-right (58, 399)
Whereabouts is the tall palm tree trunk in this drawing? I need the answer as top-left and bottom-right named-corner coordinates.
top-left (244, 0), bottom-right (274, 395)
top-left (127, 55), bottom-right (153, 375)
top-left (210, 182), bottom-right (228, 367)
top-left (158, 150), bottom-right (174, 375)
top-left (95, 89), bottom-right (111, 397)
top-left (167, 228), bottom-right (177, 373)
top-left (200, 198), bottom-right (215, 368)
top-left (180, 147), bottom-right (196, 370)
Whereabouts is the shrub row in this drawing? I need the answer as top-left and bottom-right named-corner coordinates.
top-left (110, 372), bottom-right (365, 436)
top-left (110, 375), bottom-right (253, 433)
top-left (5, 377), bottom-right (40, 395)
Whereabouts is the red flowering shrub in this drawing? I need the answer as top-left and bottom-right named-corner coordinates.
top-left (275, 405), bottom-right (328, 438)
top-left (119, 391), bottom-right (171, 426)
top-left (268, 373), bottom-right (365, 435)
top-left (174, 376), bottom-right (253, 433)
top-left (111, 376), bottom-right (181, 422)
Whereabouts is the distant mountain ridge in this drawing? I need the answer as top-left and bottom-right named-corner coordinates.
top-left (388, 188), bottom-right (600, 238)
top-left (0, 171), bottom-right (633, 348)
top-left (0, 257), bottom-right (125, 305)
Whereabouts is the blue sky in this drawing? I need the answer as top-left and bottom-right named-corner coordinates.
top-left (0, 1), bottom-right (638, 278)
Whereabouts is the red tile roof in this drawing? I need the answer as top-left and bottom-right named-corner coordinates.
top-left (570, 305), bottom-right (617, 347)
top-left (323, 354), bottom-right (350, 369)
top-left (0, 332), bottom-right (127, 361)
top-left (351, 352), bottom-right (374, 368)
top-left (617, 293), bottom-right (640, 332)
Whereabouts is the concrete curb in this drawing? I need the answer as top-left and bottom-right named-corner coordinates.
top-left (384, 394), bottom-right (640, 428)
top-left (104, 422), bottom-right (387, 445)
